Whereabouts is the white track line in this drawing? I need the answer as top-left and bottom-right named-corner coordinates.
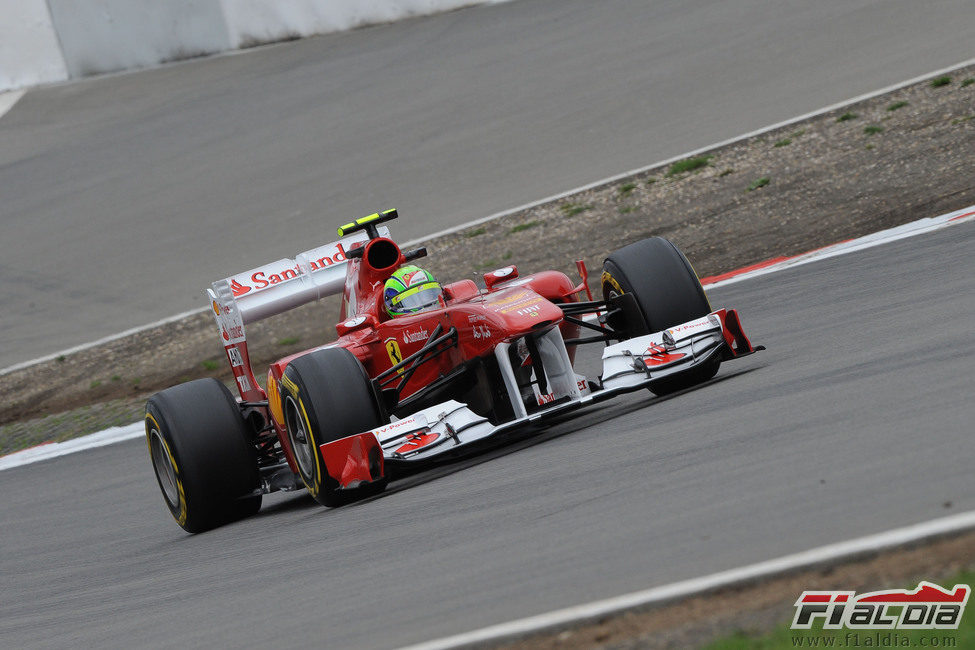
top-left (1, 204), bottom-right (972, 472)
top-left (0, 422), bottom-right (144, 471)
top-left (4, 57), bottom-right (974, 378)
top-left (399, 510), bottom-right (975, 650)
top-left (0, 89), bottom-right (25, 120)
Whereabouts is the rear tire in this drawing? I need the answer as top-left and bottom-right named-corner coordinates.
top-left (602, 237), bottom-right (719, 395)
top-left (281, 348), bottom-right (387, 507)
top-left (145, 379), bottom-right (261, 533)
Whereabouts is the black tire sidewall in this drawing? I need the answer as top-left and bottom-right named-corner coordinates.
top-left (145, 378), bottom-right (259, 533)
top-left (281, 348), bottom-right (385, 507)
top-left (601, 237), bottom-right (711, 335)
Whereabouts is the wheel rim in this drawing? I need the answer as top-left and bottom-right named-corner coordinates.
top-left (284, 396), bottom-right (315, 478)
top-left (149, 428), bottom-right (179, 507)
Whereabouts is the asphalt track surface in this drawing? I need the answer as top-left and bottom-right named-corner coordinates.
top-left (3, 0), bottom-right (975, 368)
top-left (3, 221), bottom-right (973, 649)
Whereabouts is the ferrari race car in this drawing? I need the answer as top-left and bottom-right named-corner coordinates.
top-left (146, 209), bottom-right (762, 532)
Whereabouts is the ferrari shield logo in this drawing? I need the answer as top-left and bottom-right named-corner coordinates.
top-left (385, 338), bottom-right (404, 373)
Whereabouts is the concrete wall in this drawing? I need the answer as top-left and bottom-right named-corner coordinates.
top-left (220, 1), bottom-right (502, 48)
top-left (0, 1), bottom-right (507, 91)
top-left (0, 0), bottom-right (68, 90)
top-left (45, 0), bottom-right (231, 78)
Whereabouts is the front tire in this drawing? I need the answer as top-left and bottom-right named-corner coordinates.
top-left (281, 348), bottom-right (387, 507)
top-left (145, 379), bottom-right (261, 533)
top-left (602, 237), bottom-right (719, 395)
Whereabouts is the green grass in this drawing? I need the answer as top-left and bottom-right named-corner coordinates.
top-left (930, 75), bottom-right (952, 88)
top-left (559, 203), bottom-right (592, 218)
top-left (667, 156), bottom-right (712, 176)
top-left (510, 219), bottom-right (541, 232)
top-left (865, 144), bottom-right (875, 150)
top-left (466, 227), bottom-right (486, 238)
top-left (952, 115), bottom-right (975, 125)
top-left (887, 100), bottom-right (909, 111)
top-left (502, 251), bottom-right (513, 260)
top-left (618, 182), bottom-right (637, 195)
top-left (747, 177), bottom-right (770, 191)
top-left (111, 375), bottom-right (121, 382)
top-left (791, 129), bottom-right (807, 138)
top-left (619, 205), bottom-right (636, 214)
top-left (719, 168), bottom-right (735, 177)
top-left (962, 78), bottom-right (974, 88)
top-left (277, 336), bottom-right (300, 346)
top-left (774, 138), bottom-right (792, 148)
top-left (478, 258), bottom-right (500, 270)
top-left (56, 355), bottom-right (65, 363)
top-left (646, 177), bottom-right (657, 185)
top-left (200, 359), bottom-right (221, 371)
top-left (836, 112), bottom-right (858, 122)
top-left (704, 570), bottom-right (975, 650)
top-left (89, 380), bottom-right (101, 390)
top-left (863, 125), bottom-right (884, 135)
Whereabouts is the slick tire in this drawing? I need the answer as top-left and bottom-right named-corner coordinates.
top-left (281, 348), bottom-right (387, 507)
top-left (602, 237), bottom-right (719, 395)
top-left (145, 378), bottom-right (261, 534)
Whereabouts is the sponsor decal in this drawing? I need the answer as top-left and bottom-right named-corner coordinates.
top-left (665, 316), bottom-right (718, 340)
top-left (211, 300), bottom-right (221, 316)
top-left (601, 271), bottom-right (624, 296)
top-left (402, 270), bottom-right (426, 287)
top-left (643, 342), bottom-right (686, 367)
top-left (472, 324), bottom-right (491, 340)
top-left (229, 244), bottom-right (349, 296)
top-left (490, 290), bottom-right (533, 307)
top-left (236, 374), bottom-right (252, 393)
top-left (221, 324), bottom-right (245, 343)
top-left (394, 432), bottom-right (440, 455)
top-left (280, 374), bottom-right (300, 398)
top-left (468, 314), bottom-right (487, 323)
top-left (385, 338), bottom-right (404, 372)
top-left (792, 582), bottom-right (970, 630)
top-left (403, 328), bottom-right (429, 344)
top-left (372, 415), bottom-right (427, 438)
top-left (513, 304), bottom-right (541, 317)
top-left (226, 347), bottom-right (244, 368)
top-left (536, 392), bottom-right (556, 406)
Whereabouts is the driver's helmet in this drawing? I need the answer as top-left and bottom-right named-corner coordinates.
top-left (383, 266), bottom-right (445, 317)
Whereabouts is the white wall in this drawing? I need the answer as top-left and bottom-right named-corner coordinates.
top-left (220, 1), bottom-right (501, 48)
top-left (1, 0), bottom-right (509, 91)
top-left (45, 0), bottom-right (231, 78)
top-left (0, 0), bottom-right (68, 90)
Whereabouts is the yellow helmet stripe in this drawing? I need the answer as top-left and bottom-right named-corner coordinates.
top-left (389, 281), bottom-right (440, 306)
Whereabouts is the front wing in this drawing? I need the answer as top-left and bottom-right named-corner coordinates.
top-left (319, 308), bottom-right (761, 489)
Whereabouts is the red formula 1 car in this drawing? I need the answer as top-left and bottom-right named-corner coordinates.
top-left (146, 210), bottom-right (761, 532)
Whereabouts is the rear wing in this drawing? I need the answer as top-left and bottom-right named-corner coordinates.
top-left (205, 226), bottom-right (389, 401)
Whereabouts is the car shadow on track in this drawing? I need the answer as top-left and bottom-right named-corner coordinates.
top-left (344, 365), bottom-right (765, 506)
top-left (251, 364), bottom-right (765, 522)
